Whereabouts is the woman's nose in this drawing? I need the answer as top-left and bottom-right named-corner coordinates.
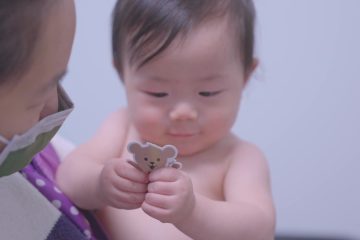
top-left (39, 88), bottom-right (59, 119)
top-left (169, 102), bottom-right (198, 121)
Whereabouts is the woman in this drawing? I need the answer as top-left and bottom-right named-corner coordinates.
top-left (0, 1), bottom-right (107, 239)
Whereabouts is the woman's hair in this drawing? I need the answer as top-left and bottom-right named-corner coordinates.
top-left (112, 0), bottom-right (256, 76)
top-left (0, 0), bottom-right (54, 85)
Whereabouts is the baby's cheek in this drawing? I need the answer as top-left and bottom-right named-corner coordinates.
top-left (211, 106), bottom-right (237, 130)
top-left (134, 107), bottom-right (164, 128)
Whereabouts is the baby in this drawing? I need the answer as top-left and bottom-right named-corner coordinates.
top-left (57, 0), bottom-right (276, 239)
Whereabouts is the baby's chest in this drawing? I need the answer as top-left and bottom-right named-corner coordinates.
top-left (101, 169), bottom-right (225, 240)
top-left (186, 164), bottom-right (226, 201)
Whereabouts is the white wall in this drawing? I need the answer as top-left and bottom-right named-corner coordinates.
top-left (60, 0), bottom-right (360, 238)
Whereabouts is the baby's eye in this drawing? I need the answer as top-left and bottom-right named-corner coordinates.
top-left (144, 157), bottom-right (148, 161)
top-left (198, 90), bottom-right (222, 97)
top-left (156, 158), bottom-right (160, 162)
top-left (145, 91), bottom-right (168, 98)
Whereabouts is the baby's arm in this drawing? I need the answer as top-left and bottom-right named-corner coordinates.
top-left (144, 141), bottom-right (275, 240)
top-left (180, 142), bottom-right (275, 240)
top-left (56, 109), bottom-right (148, 210)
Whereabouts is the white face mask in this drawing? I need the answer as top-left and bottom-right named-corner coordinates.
top-left (0, 86), bottom-right (73, 177)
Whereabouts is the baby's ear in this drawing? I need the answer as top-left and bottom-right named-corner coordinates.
top-left (128, 142), bottom-right (142, 154)
top-left (161, 145), bottom-right (177, 158)
top-left (244, 58), bottom-right (259, 85)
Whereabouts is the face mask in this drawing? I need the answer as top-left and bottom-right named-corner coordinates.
top-left (0, 86), bottom-right (73, 177)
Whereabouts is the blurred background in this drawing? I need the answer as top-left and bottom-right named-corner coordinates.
top-left (60, 0), bottom-right (360, 239)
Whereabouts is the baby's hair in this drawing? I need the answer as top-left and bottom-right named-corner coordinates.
top-left (0, 0), bottom-right (55, 85)
top-left (112, 0), bottom-right (256, 77)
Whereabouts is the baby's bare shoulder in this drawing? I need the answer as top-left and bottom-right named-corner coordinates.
top-left (76, 107), bottom-right (130, 159)
top-left (229, 138), bottom-right (267, 167)
top-left (224, 138), bottom-right (271, 190)
top-left (107, 107), bottom-right (129, 124)
top-left (96, 107), bottom-right (130, 136)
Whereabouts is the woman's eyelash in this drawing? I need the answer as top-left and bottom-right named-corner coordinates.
top-left (198, 91), bottom-right (222, 97)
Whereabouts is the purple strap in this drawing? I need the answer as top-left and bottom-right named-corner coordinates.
top-left (20, 144), bottom-right (96, 240)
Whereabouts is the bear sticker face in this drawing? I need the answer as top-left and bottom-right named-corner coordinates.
top-left (127, 142), bottom-right (181, 173)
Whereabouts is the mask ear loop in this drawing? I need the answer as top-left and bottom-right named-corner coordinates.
top-left (0, 135), bottom-right (9, 144)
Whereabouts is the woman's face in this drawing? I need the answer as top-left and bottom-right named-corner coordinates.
top-left (0, 0), bottom-right (76, 150)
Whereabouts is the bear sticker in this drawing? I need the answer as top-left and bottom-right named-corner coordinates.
top-left (127, 141), bottom-right (182, 173)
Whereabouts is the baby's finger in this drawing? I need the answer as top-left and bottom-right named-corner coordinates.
top-left (110, 199), bottom-right (142, 210)
top-left (149, 167), bottom-right (180, 182)
top-left (108, 186), bottom-right (146, 208)
top-left (114, 160), bottom-right (148, 183)
top-left (147, 181), bottom-right (175, 195)
top-left (112, 176), bottom-right (148, 193)
top-left (126, 160), bottom-right (143, 172)
top-left (144, 193), bottom-right (171, 209)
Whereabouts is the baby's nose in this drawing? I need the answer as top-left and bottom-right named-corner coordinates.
top-left (169, 102), bottom-right (198, 121)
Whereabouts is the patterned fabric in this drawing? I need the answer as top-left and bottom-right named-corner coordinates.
top-left (1, 172), bottom-right (62, 240)
top-left (47, 215), bottom-right (89, 240)
top-left (20, 144), bottom-right (102, 240)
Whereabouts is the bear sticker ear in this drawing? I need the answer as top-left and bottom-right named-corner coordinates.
top-left (170, 161), bottom-right (182, 169)
top-left (162, 145), bottom-right (178, 158)
top-left (128, 141), bottom-right (142, 154)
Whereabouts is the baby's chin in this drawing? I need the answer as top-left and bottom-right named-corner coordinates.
top-left (176, 145), bottom-right (207, 158)
top-left (176, 138), bottom-right (226, 158)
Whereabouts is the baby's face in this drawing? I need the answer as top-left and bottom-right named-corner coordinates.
top-left (123, 17), bottom-right (254, 156)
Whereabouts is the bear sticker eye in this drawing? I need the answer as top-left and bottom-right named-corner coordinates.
top-left (157, 158), bottom-right (160, 162)
top-left (144, 157), bottom-right (148, 161)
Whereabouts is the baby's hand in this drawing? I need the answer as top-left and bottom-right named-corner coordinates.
top-left (97, 158), bottom-right (148, 209)
top-left (142, 167), bottom-right (195, 224)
